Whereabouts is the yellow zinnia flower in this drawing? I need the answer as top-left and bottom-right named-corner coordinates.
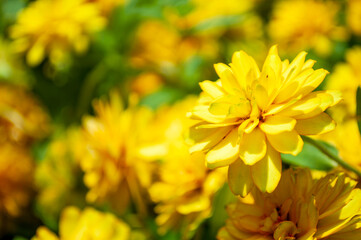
top-left (80, 92), bottom-right (155, 213)
top-left (148, 98), bottom-right (226, 234)
top-left (0, 83), bottom-right (50, 146)
top-left (217, 168), bottom-right (361, 240)
top-left (32, 206), bottom-right (131, 240)
top-left (10, 0), bottom-right (106, 66)
top-left (0, 143), bottom-right (34, 218)
top-left (268, 0), bottom-right (346, 56)
top-left (188, 45), bottom-right (341, 195)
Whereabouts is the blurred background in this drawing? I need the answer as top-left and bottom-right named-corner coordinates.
top-left (0, 0), bottom-right (361, 239)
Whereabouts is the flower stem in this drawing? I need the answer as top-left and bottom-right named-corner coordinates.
top-left (303, 136), bottom-right (361, 177)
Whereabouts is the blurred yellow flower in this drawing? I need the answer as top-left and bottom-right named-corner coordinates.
top-left (347, 0), bottom-right (361, 36)
top-left (0, 143), bottom-right (34, 217)
top-left (32, 206), bottom-right (131, 240)
top-left (80, 92), bottom-right (156, 213)
top-left (35, 128), bottom-right (86, 227)
top-left (0, 83), bottom-right (50, 146)
top-left (218, 168), bottom-right (361, 240)
top-left (131, 20), bottom-right (219, 70)
top-left (269, 0), bottom-right (346, 56)
top-left (10, 0), bottom-right (106, 66)
top-left (150, 152), bottom-right (226, 235)
top-left (188, 45), bottom-right (341, 195)
top-left (130, 72), bottom-right (163, 97)
top-left (148, 98), bottom-right (226, 234)
top-left (327, 47), bottom-right (361, 121)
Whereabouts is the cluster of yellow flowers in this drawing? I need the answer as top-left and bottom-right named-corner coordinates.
top-left (5, 0), bottom-right (361, 239)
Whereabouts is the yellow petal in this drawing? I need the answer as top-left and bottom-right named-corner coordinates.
top-left (206, 128), bottom-right (240, 169)
top-left (282, 51), bottom-right (307, 80)
top-left (273, 221), bottom-right (298, 240)
top-left (295, 113), bottom-right (336, 135)
top-left (254, 84), bottom-right (269, 110)
top-left (27, 43), bottom-right (45, 66)
top-left (214, 63), bottom-right (239, 94)
top-left (251, 142), bottom-right (281, 193)
top-left (267, 130), bottom-right (303, 155)
top-left (239, 127), bottom-right (267, 165)
top-left (228, 159), bottom-right (254, 197)
top-left (231, 50), bottom-right (260, 90)
top-left (199, 80), bottom-right (225, 99)
top-left (259, 115), bottom-right (296, 135)
top-left (274, 68), bottom-right (314, 104)
top-left (296, 69), bottom-right (329, 97)
top-left (188, 125), bottom-right (233, 153)
top-left (277, 95), bottom-right (321, 118)
top-left (191, 105), bottom-right (227, 123)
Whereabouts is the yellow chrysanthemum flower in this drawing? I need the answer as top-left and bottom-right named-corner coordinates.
top-left (32, 206), bottom-right (131, 240)
top-left (0, 143), bottom-right (34, 218)
top-left (268, 0), bottom-right (345, 56)
top-left (148, 98), bottom-right (226, 234)
top-left (0, 83), bottom-right (50, 146)
top-left (347, 0), bottom-right (361, 36)
top-left (217, 168), bottom-right (361, 240)
top-left (35, 128), bottom-right (86, 227)
top-left (80, 93), bottom-right (156, 213)
top-left (327, 47), bottom-right (361, 121)
top-left (10, 0), bottom-right (106, 66)
top-left (188, 45), bottom-right (341, 195)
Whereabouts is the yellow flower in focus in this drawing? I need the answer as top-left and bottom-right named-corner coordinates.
top-left (347, 0), bottom-right (361, 36)
top-left (268, 0), bottom-right (345, 56)
top-left (10, 0), bottom-right (106, 66)
top-left (326, 47), bottom-right (361, 121)
top-left (0, 143), bottom-right (34, 217)
top-left (35, 128), bottom-right (86, 227)
top-left (80, 92), bottom-right (155, 213)
top-left (0, 83), bottom-right (50, 146)
top-left (131, 20), bottom-right (219, 69)
top-left (188, 45), bottom-right (341, 195)
top-left (218, 168), bottom-right (361, 240)
top-left (148, 98), bottom-right (226, 234)
top-left (32, 206), bottom-right (131, 240)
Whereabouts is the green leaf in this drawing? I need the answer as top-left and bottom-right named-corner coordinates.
top-left (356, 86), bottom-right (361, 136)
top-left (281, 139), bottom-right (338, 170)
top-left (139, 87), bottom-right (185, 109)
